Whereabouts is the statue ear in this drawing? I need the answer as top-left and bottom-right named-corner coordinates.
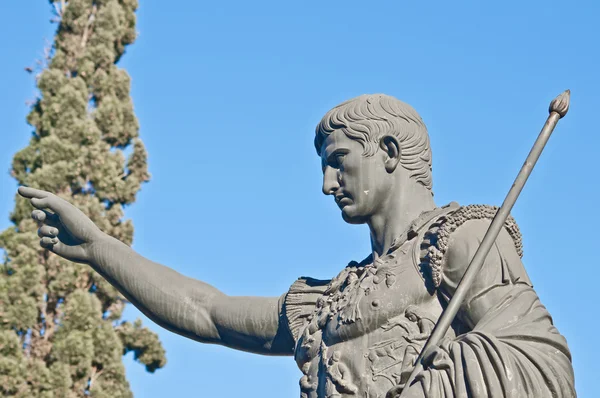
top-left (379, 135), bottom-right (401, 173)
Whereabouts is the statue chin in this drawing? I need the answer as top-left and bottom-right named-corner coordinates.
top-left (341, 206), bottom-right (368, 225)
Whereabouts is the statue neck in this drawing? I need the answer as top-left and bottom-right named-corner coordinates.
top-left (369, 186), bottom-right (436, 258)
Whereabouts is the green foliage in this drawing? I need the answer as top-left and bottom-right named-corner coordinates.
top-left (0, 1), bottom-right (165, 396)
top-left (117, 319), bottom-right (166, 373)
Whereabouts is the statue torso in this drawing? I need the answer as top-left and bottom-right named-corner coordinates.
top-left (284, 203), bottom-right (572, 398)
top-left (291, 206), bottom-right (458, 398)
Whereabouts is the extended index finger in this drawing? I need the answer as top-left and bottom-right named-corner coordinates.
top-left (18, 186), bottom-right (49, 200)
top-left (18, 187), bottom-right (66, 214)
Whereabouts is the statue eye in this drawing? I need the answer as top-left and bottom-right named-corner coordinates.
top-left (334, 153), bottom-right (346, 168)
top-left (326, 150), bottom-right (349, 169)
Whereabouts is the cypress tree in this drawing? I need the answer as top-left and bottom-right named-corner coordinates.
top-left (0, 1), bottom-right (166, 396)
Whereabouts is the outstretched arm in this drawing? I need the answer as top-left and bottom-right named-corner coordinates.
top-left (18, 187), bottom-right (294, 356)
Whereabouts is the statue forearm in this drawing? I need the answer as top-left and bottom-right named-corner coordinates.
top-left (86, 234), bottom-right (292, 354)
top-left (88, 234), bottom-right (226, 343)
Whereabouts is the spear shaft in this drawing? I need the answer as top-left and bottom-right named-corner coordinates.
top-left (397, 90), bottom-right (571, 398)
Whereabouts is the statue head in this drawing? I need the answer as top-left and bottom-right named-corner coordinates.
top-left (315, 94), bottom-right (433, 224)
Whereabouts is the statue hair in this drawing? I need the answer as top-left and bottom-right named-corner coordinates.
top-left (314, 94), bottom-right (433, 193)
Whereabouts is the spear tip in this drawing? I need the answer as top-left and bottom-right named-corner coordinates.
top-left (549, 89), bottom-right (570, 118)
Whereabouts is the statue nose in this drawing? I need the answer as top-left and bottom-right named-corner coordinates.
top-left (322, 166), bottom-right (339, 195)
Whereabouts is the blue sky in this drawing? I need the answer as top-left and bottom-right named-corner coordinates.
top-left (1, 1), bottom-right (599, 396)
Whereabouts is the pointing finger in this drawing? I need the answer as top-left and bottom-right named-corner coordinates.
top-left (29, 193), bottom-right (66, 215)
top-left (18, 187), bottom-right (64, 214)
top-left (18, 186), bottom-right (49, 200)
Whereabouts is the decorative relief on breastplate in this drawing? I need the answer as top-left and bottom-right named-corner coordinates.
top-left (300, 362), bottom-right (318, 398)
top-left (365, 305), bottom-right (437, 390)
top-left (324, 349), bottom-right (359, 396)
top-left (324, 253), bottom-right (401, 326)
top-left (424, 204), bottom-right (524, 288)
top-left (296, 253), bottom-right (409, 398)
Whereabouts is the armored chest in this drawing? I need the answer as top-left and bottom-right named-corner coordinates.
top-left (292, 238), bottom-right (445, 398)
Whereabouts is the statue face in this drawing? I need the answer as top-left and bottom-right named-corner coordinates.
top-left (320, 130), bottom-right (391, 224)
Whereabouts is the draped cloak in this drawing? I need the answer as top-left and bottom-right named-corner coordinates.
top-left (413, 284), bottom-right (575, 398)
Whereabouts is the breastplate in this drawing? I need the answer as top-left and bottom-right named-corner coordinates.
top-left (294, 238), bottom-right (448, 398)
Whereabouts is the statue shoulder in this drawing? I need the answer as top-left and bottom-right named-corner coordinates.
top-left (282, 257), bottom-right (370, 343)
top-left (422, 204), bottom-right (524, 289)
top-left (283, 276), bottom-right (331, 342)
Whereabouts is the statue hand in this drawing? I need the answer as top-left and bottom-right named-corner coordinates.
top-left (386, 384), bottom-right (425, 398)
top-left (386, 385), bottom-right (404, 398)
top-left (18, 187), bottom-right (106, 264)
top-left (421, 343), bottom-right (451, 369)
top-left (386, 344), bottom-right (448, 398)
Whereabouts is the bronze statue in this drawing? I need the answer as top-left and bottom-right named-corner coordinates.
top-left (19, 93), bottom-right (576, 397)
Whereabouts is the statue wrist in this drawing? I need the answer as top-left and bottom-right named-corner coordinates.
top-left (87, 232), bottom-right (121, 266)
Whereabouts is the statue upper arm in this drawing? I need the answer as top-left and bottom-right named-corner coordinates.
top-left (209, 294), bottom-right (295, 355)
top-left (441, 218), bottom-right (532, 328)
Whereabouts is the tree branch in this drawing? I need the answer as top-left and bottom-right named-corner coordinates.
top-left (88, 365), bottom-right (104, 391)
top-left (52, 2), bottom-right (62, 18)
top-left (81, 5), bottom-right (98, 48)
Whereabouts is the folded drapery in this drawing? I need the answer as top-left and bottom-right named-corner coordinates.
top-left (413, 285), bottom-right (575, 398)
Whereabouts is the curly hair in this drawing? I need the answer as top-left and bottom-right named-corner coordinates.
top-left (315, 94), bottom-right (433, 192)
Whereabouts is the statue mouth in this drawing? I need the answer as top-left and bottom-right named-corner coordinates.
top-left (335, 196), bottom-right (353, 207)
